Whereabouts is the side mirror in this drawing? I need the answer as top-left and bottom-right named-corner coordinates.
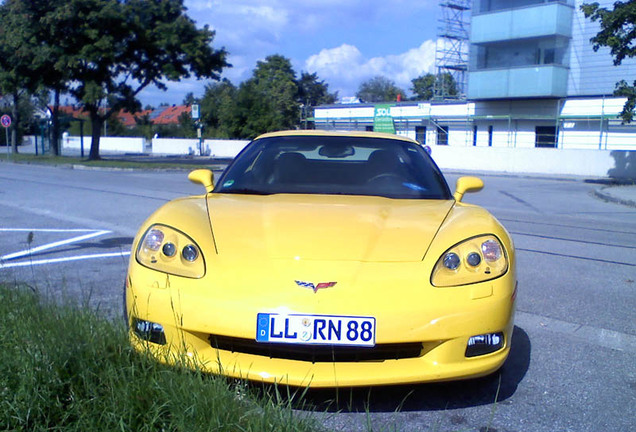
top-left (188, 169), bottom-right (214, 193)
top-left (454, 176), bottom-right (484, 202)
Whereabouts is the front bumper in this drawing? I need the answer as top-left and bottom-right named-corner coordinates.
top-left (125, 264), bottom-right (516, 388)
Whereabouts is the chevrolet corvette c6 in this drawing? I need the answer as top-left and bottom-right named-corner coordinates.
top-left (125, 130), bottom-right (517, 387)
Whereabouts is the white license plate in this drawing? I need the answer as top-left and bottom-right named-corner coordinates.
top-left (256, 313), bottom-right (376, 347)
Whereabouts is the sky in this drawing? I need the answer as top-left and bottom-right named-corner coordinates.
top-left (138, 0), bottom-right (441, 107)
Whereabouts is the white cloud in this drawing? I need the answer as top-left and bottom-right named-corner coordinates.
top-left (186, 1), bottom-right (294, 84)
top-left (305, 41), bottom-right (437, 97)
top-left (140, 1), bottom-right (441, 105)
top-left (305, 44), bottom-right (365, 79)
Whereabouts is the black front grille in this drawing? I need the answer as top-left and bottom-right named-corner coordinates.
top-left (209, 335), bottom-right (423, 363)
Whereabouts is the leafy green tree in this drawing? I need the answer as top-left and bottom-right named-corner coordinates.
top-left (237, 55), bottom-right (299, 138)
top-left (182, 92), bottom-right (197, 106)
top-left (177, 111), bottom-right (196, 138)
top-left (297, 72), bottom-right (338, 107)
top-left (35, 0), bottom-right (227, 159)
top-left (297, 72), bottom-right (337, 128)
top-left (200, 79), bottom-right (241, 138)
top-left (411, 73), bottom-right (458, 100)
top-left (356, 76), bottom-right (405, 103)
top-left (0, 0), bottom-right (43, 152)
top-left (582, 1), bottom-right (636, 122)
top-left (410, 74), bottom-right (436, 101)
top-left (132, 113), bottom-right (154, 140)
top-left (198, 57), bottom-right (336, 138)
top-left (0, 0), bottom-right (83, 155)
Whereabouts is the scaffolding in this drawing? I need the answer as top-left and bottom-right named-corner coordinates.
top-left (434, 0), bottom-right (471, 100)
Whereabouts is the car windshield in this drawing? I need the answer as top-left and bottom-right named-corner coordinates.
top-left (214, 135), bottom-right (452, 199)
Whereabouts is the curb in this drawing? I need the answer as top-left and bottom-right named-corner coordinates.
top-left (593, 187), bottom-right (636, 208)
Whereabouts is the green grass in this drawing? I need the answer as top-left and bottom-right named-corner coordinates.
top-left (2, 153), bottom-right (210, 170)
top-left (0, 284), bottom-right (319, 432)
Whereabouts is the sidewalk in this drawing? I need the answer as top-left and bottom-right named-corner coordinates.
top-left (594, 185), bottom-right (636, 208)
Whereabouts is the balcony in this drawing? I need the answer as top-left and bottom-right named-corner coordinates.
top-left (471, 2), bottom-right (573, 43)
top-left (468, 65), bottom-right (569, 99)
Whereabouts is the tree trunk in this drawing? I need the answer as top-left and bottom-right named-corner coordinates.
top-left (50, 89), bottom-right (61, 156)
top-left (11, 89), bottom-right (20, 154)
top-left (88, 108), bottom-right (102, 160)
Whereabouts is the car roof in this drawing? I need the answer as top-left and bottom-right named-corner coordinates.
top-left (254, 130), bottom-right (420, 145)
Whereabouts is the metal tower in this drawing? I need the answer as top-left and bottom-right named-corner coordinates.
top-left (434, 0), bottom-right (471, 100)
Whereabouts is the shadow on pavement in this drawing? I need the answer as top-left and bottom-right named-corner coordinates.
top-left (293, 325), bottom-right (531, 413)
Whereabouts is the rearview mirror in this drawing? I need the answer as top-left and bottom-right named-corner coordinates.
top-left (454, 176), bottom-right (484, 202)
top-left (188, 169), bottom-right (215, 193)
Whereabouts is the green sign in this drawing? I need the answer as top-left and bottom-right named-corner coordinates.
top-left (373, 104), bottom-right (395, 134)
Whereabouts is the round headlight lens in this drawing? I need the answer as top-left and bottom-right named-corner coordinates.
top-left (443, 252), bottom-right (461, 270)
top-left (466, 252), bottom-right (482, 267)
top-left (143, 229), bottom-right (164, 251)
top-left (182, 244), bottom-right (199, 262)
top-left (162, 242), bottom-right (177, 257)
top-left (482, 239), bottom-right (503, 262)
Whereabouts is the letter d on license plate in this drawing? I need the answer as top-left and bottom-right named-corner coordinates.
top-left (256, 313), bottom-right (375, 347)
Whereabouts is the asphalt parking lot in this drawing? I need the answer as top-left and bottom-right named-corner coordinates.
top-left (1, 160), bottom-right (634, 432)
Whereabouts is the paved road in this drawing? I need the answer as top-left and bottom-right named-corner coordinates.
top-left (1, 161), bottom-right (634, 432)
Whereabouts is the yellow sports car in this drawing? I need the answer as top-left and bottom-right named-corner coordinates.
top-left (125, 130), bottom-right (516, 387)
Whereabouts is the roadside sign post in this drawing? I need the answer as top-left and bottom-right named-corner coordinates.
top-left (1, 114), bottom-right (11, 159)
top-left (192, 104), bottom-right (203, 155)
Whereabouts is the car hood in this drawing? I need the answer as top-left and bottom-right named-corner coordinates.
top-left (207, 194), bottom-right (454, 262)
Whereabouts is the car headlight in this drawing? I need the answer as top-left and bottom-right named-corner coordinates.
top-left (136, 224), bottom-right (205, 278)
top-left (431, 235), bottom-right (508, 287)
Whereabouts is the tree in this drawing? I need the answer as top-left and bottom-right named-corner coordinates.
top-left (411, 73), bottom-right (458, 100)
top-left (356, 76), bottom-right (405, 103)
top-left (200, 79), bottom-right (241, 138)
top-left (581, 1), bottom-right (636, 122)
top-left (297, 72), bottom-right (338, 107)
top-left (182, 92), bottom-right (197, 106)
top-left (297, 72), bottom-right (337, 128)
top-left (38, 0), bottom-right (227, 159)
top-left (236, 55), bottom-right (299, 138)
top-left (0, 0), bottom-right (82, 156)
top-left (0, 0), bottom-right (44, 153)
top-left (410, 74), bottom-right (436, 100)
top-left (198, 56), bottom-right (336, 138)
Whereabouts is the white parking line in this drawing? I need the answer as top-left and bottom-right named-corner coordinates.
top-left (1, 251), bottom-right (131, 269)
top-left (1, 229), bottom-right (111, 261)
top-left (0, 228), bottom-right (132, 269)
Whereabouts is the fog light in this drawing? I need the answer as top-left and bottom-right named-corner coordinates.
top-left (132, 318), bottom-right (166, 345)
top-left (465, 332), bottom-right (504, 357)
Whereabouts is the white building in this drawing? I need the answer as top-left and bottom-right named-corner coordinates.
top-left (314, 0), bottom-right (636, 158)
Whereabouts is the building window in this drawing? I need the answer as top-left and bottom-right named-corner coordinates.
top-left (473, 125), bottom-right (478, 146)
top-left (365, 125), bottom-right (374, 132)
top-left (415, 126), bottom-right (426, 144)
top-left (476, 0), bottom-right (568, 14)
top-left (437, 125), bottom-right (449, 145)
top-left (535, 126), bottom-right (558, 148)
top-left (474, 37), bottom-right (569, 71)
top-left (488, 125), bottom-right (493, 147)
